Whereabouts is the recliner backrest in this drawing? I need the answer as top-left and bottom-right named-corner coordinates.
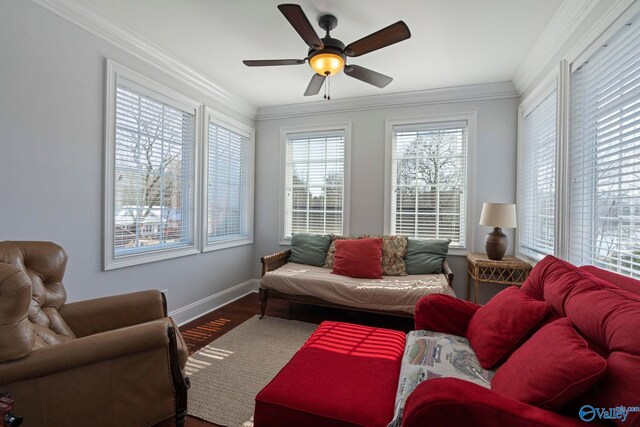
top-left (0, 241), bottom-right (75, 362)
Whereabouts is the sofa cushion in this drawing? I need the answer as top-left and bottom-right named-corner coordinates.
top-left (289, 233), bottom-right (331, 267)
top-left (580, 265), bottom-right (640, 296)
top-left (491, 318), bottom-right (607, 410)
top-left (332, 238), bottom-right (383, 279)
top-left (364, 234), bottom-right (408, 276)
top-left (388, 330), bottom-right (493, 427)
top-left (404, 239), bottom-right (450, 275)
top-left (254, 321), bottom-right (405, 427)
top-left (518, 255), bottom-right (640, 426)
top-left (466, 287), bottom-right (550, 369)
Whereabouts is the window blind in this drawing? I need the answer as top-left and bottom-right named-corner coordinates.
top-left (113, 82), bottom-right (195, 255)
top-left (284, 131), bottom-right (345, 238)
top-left (570, 16), bottom-right (640, 277)
top-left (207, 121), bottom-right (249, 242)
top-left (391, 122), bottom-right (467, 246)
top-left (519, 89), bottom-right (557, 260)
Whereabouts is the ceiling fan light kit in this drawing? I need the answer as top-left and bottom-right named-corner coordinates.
top-left (243, 3), bottom-right (411, 99)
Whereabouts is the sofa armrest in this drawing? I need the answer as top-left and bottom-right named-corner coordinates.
top-left (442, 260), bottom-right (454, 286)
top-left (59, 290), bottom-right (165, 337)
top-left (403, 378), bottom-right (587, 427)
top-left (0, 319), bottom-right (172, 385)
top-left (261, 249), bottom-right (291, 277)
top-left (414, 294), bottom-right (479, 335)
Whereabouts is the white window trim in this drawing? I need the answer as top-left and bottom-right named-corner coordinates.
top-left (515, 64), bottom-right (568, 264)
top-left (278, 123), bottom-right (352, 245)
top-left (104, 59), bottom-right (201, 270)
top-left (383, 112), bottom-right (476, 256)
top-left (201, 107), bottom-right (255, 252)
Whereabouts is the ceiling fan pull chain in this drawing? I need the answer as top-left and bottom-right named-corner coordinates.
top-left (327, 74), bottom-right (331, 100)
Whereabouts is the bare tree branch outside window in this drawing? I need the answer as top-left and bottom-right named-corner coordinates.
top-left (113, 86), bottom-right (194, 252)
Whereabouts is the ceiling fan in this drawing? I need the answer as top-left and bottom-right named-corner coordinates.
top-left (243, 4), bottom-right (411, 98)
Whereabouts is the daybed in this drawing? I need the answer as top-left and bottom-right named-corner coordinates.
top-left (255, 255), bottom-right (640, 427)
top-left (259, 248), bottom-right (455, 318)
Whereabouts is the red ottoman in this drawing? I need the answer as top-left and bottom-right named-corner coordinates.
top-left (254, 321), bottom-right (406, 427)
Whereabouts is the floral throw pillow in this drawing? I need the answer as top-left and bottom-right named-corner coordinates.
top-left (324, 235), bottom-right (354, 268)
top-left (364, 234), bottom-right (408, 276)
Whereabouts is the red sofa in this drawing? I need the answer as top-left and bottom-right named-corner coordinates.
top-left (254, 256), bottom-right (640, 426)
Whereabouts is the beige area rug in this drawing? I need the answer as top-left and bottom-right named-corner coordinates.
top-left (186, 315), bottom-right (318, 427)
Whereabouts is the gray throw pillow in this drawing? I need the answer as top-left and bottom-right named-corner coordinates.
top-left (289, 233), bottom-right (332, 267)
top-left (404, 239), bottom-right (450, 274)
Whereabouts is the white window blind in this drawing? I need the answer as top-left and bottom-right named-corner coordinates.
top-left (570, 16), bottom-right (640, 278)
top-left (284, 130), bottom-right (345, 238)
top-left (391, 122), bottom-right (467, 246)
top-left (113, 81), bottom-right (195, 257)
top-left (519, 89), bottom-right (557, 260)
top-left (207, 120), bottom-right (250, 244)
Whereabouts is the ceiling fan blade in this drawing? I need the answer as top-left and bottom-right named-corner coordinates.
top-left (243, 59), bottom-right (306, 66)
top-left (304, 73), bottom-right (326, 96)
top-left (344, 65), bottom-right (393, 88)
top-left (344, 21), bottom-right (411, 57)
top-left (278, 4), bottom-right (324, 50)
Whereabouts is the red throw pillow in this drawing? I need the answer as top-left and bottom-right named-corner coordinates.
top-left (332, 238), bottom-right (383, 279)
top-left (491, 318), bottom-right (607, 410)
top-left (466, 286), bottom-right (550, 369)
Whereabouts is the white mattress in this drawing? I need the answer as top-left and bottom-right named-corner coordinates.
top-left (261, 262), bottom-right (456, 315)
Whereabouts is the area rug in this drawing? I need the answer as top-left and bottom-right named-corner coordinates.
top-left (186, 315), bottom-right (318, 427)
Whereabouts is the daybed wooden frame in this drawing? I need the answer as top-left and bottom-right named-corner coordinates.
top-left (259, 249), bottom-right (454, 319)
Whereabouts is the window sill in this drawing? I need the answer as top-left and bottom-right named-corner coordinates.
top-left (203, 237), bottom-right (253, 252)
top-left (105, 246), bottom-right (199, 270)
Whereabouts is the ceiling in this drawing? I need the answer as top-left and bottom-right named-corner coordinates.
top-left (80, 0), bottom-right (564, 108)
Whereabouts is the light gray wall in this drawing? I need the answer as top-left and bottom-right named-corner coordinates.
top-left (0, 1), bottom-right (256, 320)
top-left (254, 97), bottom-right (519, 303)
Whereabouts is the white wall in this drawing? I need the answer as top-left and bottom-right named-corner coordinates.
top-left (254, 94), bottom-right (519, 302)
top-left (0, 1), bottom-right (257, 323)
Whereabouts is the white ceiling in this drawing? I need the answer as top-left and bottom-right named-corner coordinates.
top-left (81, 0), bottom-right (564, 108)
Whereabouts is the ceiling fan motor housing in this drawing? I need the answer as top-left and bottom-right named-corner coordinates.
top-left (308, 37), bottom-right (346, 76)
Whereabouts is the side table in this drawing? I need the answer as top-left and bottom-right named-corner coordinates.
top-left (466, 253), bottom-right (532, 304)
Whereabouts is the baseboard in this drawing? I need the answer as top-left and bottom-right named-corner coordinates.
top-left (169, 279), bottom-right (260, 325)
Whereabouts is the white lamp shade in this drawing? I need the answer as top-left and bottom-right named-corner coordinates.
top-left (479, 203), bottom-right (517, 228)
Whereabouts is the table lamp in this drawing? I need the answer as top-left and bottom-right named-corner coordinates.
top-left (479, 202), bottom-right (517, 261)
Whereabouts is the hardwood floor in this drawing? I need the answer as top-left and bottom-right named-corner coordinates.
top-left (156, 292), bottom-right (414, 427)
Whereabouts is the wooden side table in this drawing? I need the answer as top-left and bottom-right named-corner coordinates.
top-left (466, 253), bottom-right (532, 304)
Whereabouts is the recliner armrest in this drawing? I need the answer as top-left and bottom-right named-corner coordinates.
top-left (59, 290), bottom-right (165, 337)
top-left (414, 294), bottom-right (479, 336)
top-left (0, 319), bottom-right (172, 385)
top-left (403, 378), bottom-right (587, 427)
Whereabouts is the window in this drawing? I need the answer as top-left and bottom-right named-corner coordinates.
top-left (203, 109), bottom-right (254, 250)
top-left (569, 15), bottom-right (640, 277)
top-left (105, 61), bottom-right (200, 269)
top-left (281, 125), bottom-right (351, 241)
top-left (518, 87), bottom-right (557, 260)
top-left (385, 116), bottom-right (472, 248)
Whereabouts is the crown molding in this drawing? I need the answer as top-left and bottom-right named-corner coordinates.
top-left (512, 0), bottom-right (598, 94)
top-left (256, 81), bottom-right (518, 121)
top-left (31, 0), bottom-right (258, 120)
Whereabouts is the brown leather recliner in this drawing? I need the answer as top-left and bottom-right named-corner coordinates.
top-left (0, 241), bottom-right (190, 427)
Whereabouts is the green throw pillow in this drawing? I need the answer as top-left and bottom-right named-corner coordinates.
top-left (404, 239), bottom-right (451, 274)
top-left (289, 233), bottom-right (332, 267)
